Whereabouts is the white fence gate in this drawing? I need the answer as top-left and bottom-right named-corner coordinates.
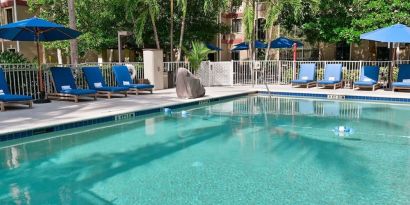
top-left (197, 61), bottom-right (233, 86)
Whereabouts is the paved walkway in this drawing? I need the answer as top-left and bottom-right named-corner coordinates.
top-left (0, 85), bottom-right (409, 136)
top-left (0, 87), bottom-right (256, 135)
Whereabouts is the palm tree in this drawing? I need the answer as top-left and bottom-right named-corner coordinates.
top-left (176, 0), bottom-right (238, 61)
top-left (263, 0), bottom-right (319, 60)
top-left (176, 0), bottom-right (187, 61)
top-left (128, 0), bottom-right (161, 49)
top-left (170, 0), bottom-right (174, 61)
top-left (67, 0), bottom-right (78, 65)
top-left (243, 0), bottom-right (255, 60)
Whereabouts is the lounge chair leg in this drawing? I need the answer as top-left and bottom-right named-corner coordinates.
top-left (75, 96), bottom-right (78, 103)
top-left (108, 93), bottom-right (111, 99)
top-left (94, 95), bottom-right (97, 100)
top-left (28, 101), bottom-right (33, 108)
top-left (0, 102), bottom-right (4, 112)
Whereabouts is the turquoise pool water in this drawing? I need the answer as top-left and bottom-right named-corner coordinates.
top-left (0, 96), bottom-right (409, 204)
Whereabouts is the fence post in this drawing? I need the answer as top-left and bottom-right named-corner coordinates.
top-left (278, 60), bottom-right (282, 84)
top-left (230, 60), bottom-right (234, 86)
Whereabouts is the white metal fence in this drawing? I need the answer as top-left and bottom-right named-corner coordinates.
top-left (2, 60), bottom-right (410, 99)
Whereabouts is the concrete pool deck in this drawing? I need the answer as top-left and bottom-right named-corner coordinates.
top-left (0, 85), bottom-right (409, 136)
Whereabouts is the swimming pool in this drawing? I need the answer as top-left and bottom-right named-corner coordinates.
top-left (0, 96), bottom-right (409, 204)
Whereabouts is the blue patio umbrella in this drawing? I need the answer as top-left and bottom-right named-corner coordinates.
top-left (232, 40), bottom-right (267, 51)
top-left (269, 37), bottom-right (303, 48)
top-left (0, 17), bottom-right (82, 102)
top-left (205, 43), bottom-right (222, 51)
top-left (360, 24), bottom-right (410, 43)
top-left (360, 23), bottom-right (410, 87)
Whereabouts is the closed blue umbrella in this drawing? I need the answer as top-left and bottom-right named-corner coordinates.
top-left (205, 43), bottom-right (222, 51)
top-left (0, 17), bottom-right (82, 103)
top-left (270, 37), bottom-right (303, 48)
top-left (360, 23), bottom-right (410, 87)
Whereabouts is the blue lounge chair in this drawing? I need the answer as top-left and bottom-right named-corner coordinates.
top-left (0, 68), bottom-right (33, 111)
top-left (291, 64), bottom-right (317, 88)
top-left (317, 64), bottom-right (343, 89)
top-left (82, 67), bottom-right (128, 98)
top-left (353, 66), bottom-right (380, 91)
top-left (48, 67), bottom-right (97, 103)
top-left (392, 64), bottom-right (410, 92)
top-left (112, 65), bottom-right (154, 95)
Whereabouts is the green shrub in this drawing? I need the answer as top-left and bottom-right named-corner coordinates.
top-left (0, 51), bottom-right (31, 64)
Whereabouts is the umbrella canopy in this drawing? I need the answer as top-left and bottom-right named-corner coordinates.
top-left (360, 24), bottom-right (410, 43)
top-left (270, 37), bottom-right (303, 48)
top-left (232, 40), bottom-right (267, 51)
top-left (0, 17), bottom-right (81, 41)
top-left (205, 43), bottom-right (222, 51)
top-left (0, 17), bottom-right (81, 102)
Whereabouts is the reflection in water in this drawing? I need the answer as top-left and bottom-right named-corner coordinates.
top-left (224, 96), bottom-right (363, 119)
top-left (6, 147), bottom-right (20, 169)
top-left (10, 183), bottom-right (31, 205)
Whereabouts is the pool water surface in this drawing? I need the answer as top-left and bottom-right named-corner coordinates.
top-left (0, 96), bottom-right (409, 204)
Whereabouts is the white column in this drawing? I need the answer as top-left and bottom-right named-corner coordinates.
top-left (143, 49), bottom-right (164, 90)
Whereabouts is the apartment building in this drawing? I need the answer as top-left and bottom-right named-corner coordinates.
top-left (0, 0), bottom-right (42, 61)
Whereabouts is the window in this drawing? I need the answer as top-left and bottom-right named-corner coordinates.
top-left (231, 51), bottom-right (240, 60)
top-left (7, 48), bottom-right (16, 53)
top-left (336, 42), bottom-right (350, 60)
top-left (376, 47), bottom-right (390, 61)
top-left (6, 8), bottom-right (13, 24)
top-left (232, 19), bottom-right (242, 33)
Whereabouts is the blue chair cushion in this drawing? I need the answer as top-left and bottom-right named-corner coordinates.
top-left (127, 84), bottom-right (154, 89)
top-left (392, 82), bottom-right (410, 87)
top-left (317, 80), bottom-right (340, 85)
top-left (60, 89), bottom-right (97, 95)
top-left (354, 81), bottom-right (376, 86)
top-left (95, 86), bottom-right (129, 92)
top-left (292, 79), bottom-right (314, 84)
top-left (0, 94), bottom-right (32, 102)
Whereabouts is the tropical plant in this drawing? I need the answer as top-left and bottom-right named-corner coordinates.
top-left (185, 41), bottom-right (212, 72)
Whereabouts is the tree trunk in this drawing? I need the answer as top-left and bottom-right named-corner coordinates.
top-left (177, 9), bottom-right (186, 61)
top-left (264, 27), bottom-right (273, 60)
top-left (170, 0), bottom-right (174, 61)
top-left (68, 0), bottom-right (78, 65)
top-left (150, 12), bottom-right (161, 49)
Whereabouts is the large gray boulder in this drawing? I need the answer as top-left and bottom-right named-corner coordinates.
top-left (176, 67), bottom-right (206, 99)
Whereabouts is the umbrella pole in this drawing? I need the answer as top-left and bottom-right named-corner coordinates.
top-left (34, 34), bottom-right (51, 103)
top-left (388, 43), bottom-right (394, 88)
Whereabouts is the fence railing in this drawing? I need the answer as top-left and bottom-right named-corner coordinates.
top-left (2, 60), bottom-right (409, 99)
